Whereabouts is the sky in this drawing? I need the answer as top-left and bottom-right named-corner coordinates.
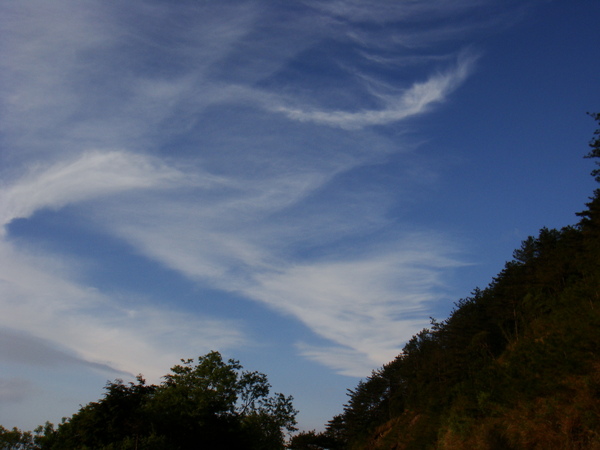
top-left (1, 0), bottom-right (599, 433)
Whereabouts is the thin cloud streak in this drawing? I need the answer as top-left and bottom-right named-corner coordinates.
top-left (270, 53), bottom-right (477, 129)
top-left (0, 151), bottom-right (188, 230)
top-left (245, 237), bottom-right (465, 375)
top-left (303, 0), bottom-right (490, 24)
top-left (0, 328), bottom-right (130, 376)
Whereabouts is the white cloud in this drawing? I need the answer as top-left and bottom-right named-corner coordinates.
top-left (99, 188), bottom-right (464, 376)
top-left (270, 53), bottom-right (477, 129)
top-left (243, 237), bottom-right (463, 375)
top-left (0, 148), bottom-right (246, 381)
top-left (303, 0), bottom-right (490, 24)
top-left (0, 0), bottom-right (262, 163)
top-left (296, 344), bottom-right (377, 378)
top-left (0, 328), bottom-right (129, 375)
top-left (0, 231), bottom-right (246, 382)
top-left (0, 151), bottom-right (188, 230)
top-left (28, 151), bottom-right (467, 378)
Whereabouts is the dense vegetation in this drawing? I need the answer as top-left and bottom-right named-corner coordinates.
top-left (1, 352), bottom-right (297, 449)
top-left (290, 113), bottom-right (600, 450)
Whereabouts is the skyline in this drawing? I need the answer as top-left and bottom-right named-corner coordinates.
top-left (1, 0), bottom-right (599, 432)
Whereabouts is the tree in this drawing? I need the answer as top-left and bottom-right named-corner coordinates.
top-left (152, 351), bottom-right (297, 449)
top-left (0, 426), bottom-right (35, 450)
top-left (578, 112), bottom-right (600, 230)
top-left (37, 351), bottom-right (297, 449)
top-left (585, 112), bottom-right (600, 182)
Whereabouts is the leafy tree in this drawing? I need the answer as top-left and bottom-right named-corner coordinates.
top-left (0, 426), bottom-right (35, 450)
top-left (288, 429), bottom-right (340, 449)
top-left (48, 376), bottom-right (156, 449)
top-left (151, 351), bottom-right (297, 449)
top-left (578, 112), bottom-right (600, 230)
top-left (585, 112), bottom-right (600, 182)
top-left (33, 351), bottom-right (296, 449)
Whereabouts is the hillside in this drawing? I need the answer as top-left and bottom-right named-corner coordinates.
top-left (291, 113), bottom-right (600, 450)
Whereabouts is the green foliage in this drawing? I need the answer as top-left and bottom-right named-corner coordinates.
top-left (150, 352), bottom-right (297, 449)
top-left (17, 351), bottom-right (296, 450)
top-left (0, 423), bottom-right (57, 450)
top-left (0, 425), bottom-right (35, 450)
top-left (288, 430), bottom-right (326, 449)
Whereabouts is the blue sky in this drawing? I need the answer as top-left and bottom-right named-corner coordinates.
top-left (1, 0), bottom-right (599, 433)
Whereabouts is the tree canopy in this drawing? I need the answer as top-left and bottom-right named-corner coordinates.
top-left (6, 351), bottom-right (297, 450)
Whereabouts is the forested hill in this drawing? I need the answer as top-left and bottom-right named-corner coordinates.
top-left (291, 113), bottom-right (600, 450)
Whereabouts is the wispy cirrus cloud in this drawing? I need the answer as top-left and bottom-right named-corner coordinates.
top-left (0, 328), bottom-right (130, 375)
top-left (0, 0), bottom-right (504, 385)
top-left (0, 151), bottom-right (189, 229)
top-left (89, 169), bottom-right (465, 375)
top-left (269, 52), bottom-right (477, 129)
top-left (245, 235), bottom-right (465, 376)
top-left (0, 150), bottom-right (245, 381)
top-left (0, 236), bottom-right (246, 381)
